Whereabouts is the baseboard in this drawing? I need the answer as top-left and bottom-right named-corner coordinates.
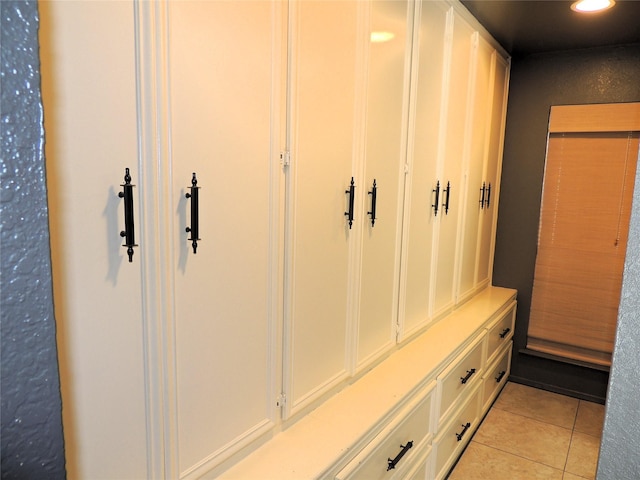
top-left (508, 375), bottom-right (607, 404)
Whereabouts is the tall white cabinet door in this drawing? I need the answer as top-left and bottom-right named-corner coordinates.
top-left (355, 0), bottom-right (413, 369)
top-left (40, 2), bottom-right (149, 478)
top-left (456, 35), bottom-right (494, 303)
top-left (168, 2), bottom-right (283, 476)
top-left (399, 0), bottom-right (449, 340)
top-left (476, 53), bottom-right (509, 286)
top-left (431, 10), bottom-right (474, 318)
top-left (285, 0), bottom-right (361, 416)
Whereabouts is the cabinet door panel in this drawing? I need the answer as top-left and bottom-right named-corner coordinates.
top-left (432, 11), bottom-right (474, 317)
top-left (457, 36), bottom-right (494, 302)
top-left (40, 2), bottom-right (148, 478)
top-left (399, 1), bottom-right (449, 339)
top-left (476, 54), bottom-right (509, 286)
top-left (169, 1), bottom-right (281, 474)
top-left (356, 0), bottom-right (412, 367)
top-left (287, 0), bottom-right (360, 413)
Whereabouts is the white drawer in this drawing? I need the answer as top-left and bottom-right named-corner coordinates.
top-left (485, 302), bottom-right (515, 365)
top-left (481, 342), bottom-right (512, 413)
top-left (435, 332), bottom-right (485, 426)
top-left (404, 443), bottom-right (432, 480)
top-left (335, 382), bottom-right (435, 480)
top-left (432, 385), bottom-right (481, 480)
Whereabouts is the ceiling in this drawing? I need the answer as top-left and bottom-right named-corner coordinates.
top-left (460, 0), bottom-right (640, 58)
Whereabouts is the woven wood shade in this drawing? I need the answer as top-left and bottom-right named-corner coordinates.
top-left (527, 103), bottom-right (640, 367)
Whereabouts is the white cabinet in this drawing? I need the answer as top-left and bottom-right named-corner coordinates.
top-left (457, 41), bottom-right (510, 303)
top-left (431, 9), bottom-right (475, 318)
top-left (285, 0), bottom-right (415, 416)
top-left (284, 0), bottom-right (361, 415)
top-left (41, 1), bottom-right (510, 478)
top-left (399, 0), bottom-right (449, 338)
top-left (41, 2), bottom-right (149, 478)
top-left (168, 2), bottom-right (283, 476)
top-left (355, 0), bottom-right (413, 372)
top-left (476, 53), bottom-right (510, 288)
top-left (335, 382), bottom-right (435, 480)
top-left (222, 287), bottom-right (517, 480)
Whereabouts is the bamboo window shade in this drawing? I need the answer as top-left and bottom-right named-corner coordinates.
top-left (527, 103), bottom-right (640, 367)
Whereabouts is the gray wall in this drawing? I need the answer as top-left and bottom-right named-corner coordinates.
top-left (492, 43), bottom-right (640, 401)
top-left (597, 148), bottom-right (640, 480)
top-left (0, 1), bottom-right (66, 478)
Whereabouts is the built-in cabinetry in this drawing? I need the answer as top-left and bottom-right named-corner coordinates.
top-left (222, 287), bottom-right (516, 479)
top-left (41, 0), bottom-right (510, 478)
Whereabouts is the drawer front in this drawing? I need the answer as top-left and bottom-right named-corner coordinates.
top-left (436, 332), bottom-right (485, 426)
top-left (482, 343), bottom-right (512, 413)
top-left (485, 303), bottom-right (516, 365)
top-left (335, 382), bottom-right (435, 480)
top-left (404, 444), bottom-right (432, 480)
top-left (432, 386), bottom-right (481, 480)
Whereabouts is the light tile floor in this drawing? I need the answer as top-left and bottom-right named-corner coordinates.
top-left (448, 382), bottom-right (605, 480)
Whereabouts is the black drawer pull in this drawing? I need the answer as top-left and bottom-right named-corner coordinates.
top-left (387, 440), bottom-right (413, 471)
top-left (495, 370), bottom-right (506, 383)
top-left (432, 180), bottom-right (440, 216)
top-left (442, 181), bottom-right (451, 215)
top-left (185, 172), bottom-right (200, 254)
top-left (499, 327), bottom-right (511, 339)
top-left (368, 179), bottom-right (377, 227)
top-left (118, 168), bottom-right (138, 263)
top-left (456, 422), bottom-right (471, 442)
top-left (345, 177), bottom-right (355, 229)
top-left (460, 368), bottom-right (476, 384)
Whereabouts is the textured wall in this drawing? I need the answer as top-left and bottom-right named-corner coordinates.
top-left (492, 43), bottom-right (640, 400)
top-left (0, 1), bottom-right (66, 478)
top-left (597, 149), bottom-right (640, 479)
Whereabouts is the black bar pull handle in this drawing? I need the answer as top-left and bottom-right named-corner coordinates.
top-left (499, 327), bottom-right (511, 339)
top-left (495, 370), bottom-right (506, 383)
top-left (432, 180), bottom-right (440, 216)
top-left (443, 181), bottom-right (451, 215)
top-left (345, 177), bottom-right (355, 229)
top-left (185, 172), bottom-right (200, 254)
top-left (486, 182), bottom-right (492, 208)
top-left (368, 179), bottom-right (377, 227)
top-left (456, 422), bottom-right (471, 442)
top-left (118, 168), bottom-right (138, 263)
top-left (460, 368), bottom-right (476, 384)
top-left (387, 440), bottom-right (413, 471)
top-left (479, 182), bottom-right (486, 209)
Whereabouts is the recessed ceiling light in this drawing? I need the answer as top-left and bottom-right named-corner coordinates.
top-left (571, 0), bottom-right (615, 13)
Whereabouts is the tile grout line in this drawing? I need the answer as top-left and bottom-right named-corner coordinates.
top-left (467, 440), bottom-right (565, 475)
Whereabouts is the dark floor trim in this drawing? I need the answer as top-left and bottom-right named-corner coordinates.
top-left (519, 347), bottom-right (610, 372)
top-left (508, 375), bottom-right (606, 404)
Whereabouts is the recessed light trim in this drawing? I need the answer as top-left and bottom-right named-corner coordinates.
top-left (571, 0), bottom-right (615, 13)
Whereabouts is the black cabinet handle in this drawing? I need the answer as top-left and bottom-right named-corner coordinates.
top-left (486, 182), bottom-right (492, 208)
top-left (499, 327), bottom-right (511, 339)
top-left (432, 180), bottom-right (440, 216)
top-left (456, 422), bottom-right (471, 441)
top-left (368, 179), bottom-right (377, 227)
top-left (118, 168), bottom-right (138, 263)
top-left (460, 368), bottom-right (476, 384)
top-left (479, 182), bottom-right (486, 209)
top-left (345, 177), bottom-right (355, 229)
top-left (387, 440), bottom-right (413, 471)
top-left (495, 370), bottom-right (506, 383)
top-left (185, 172), bottom-right (200, 254)
top-left (443, 181), bottom-right (451, 215)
